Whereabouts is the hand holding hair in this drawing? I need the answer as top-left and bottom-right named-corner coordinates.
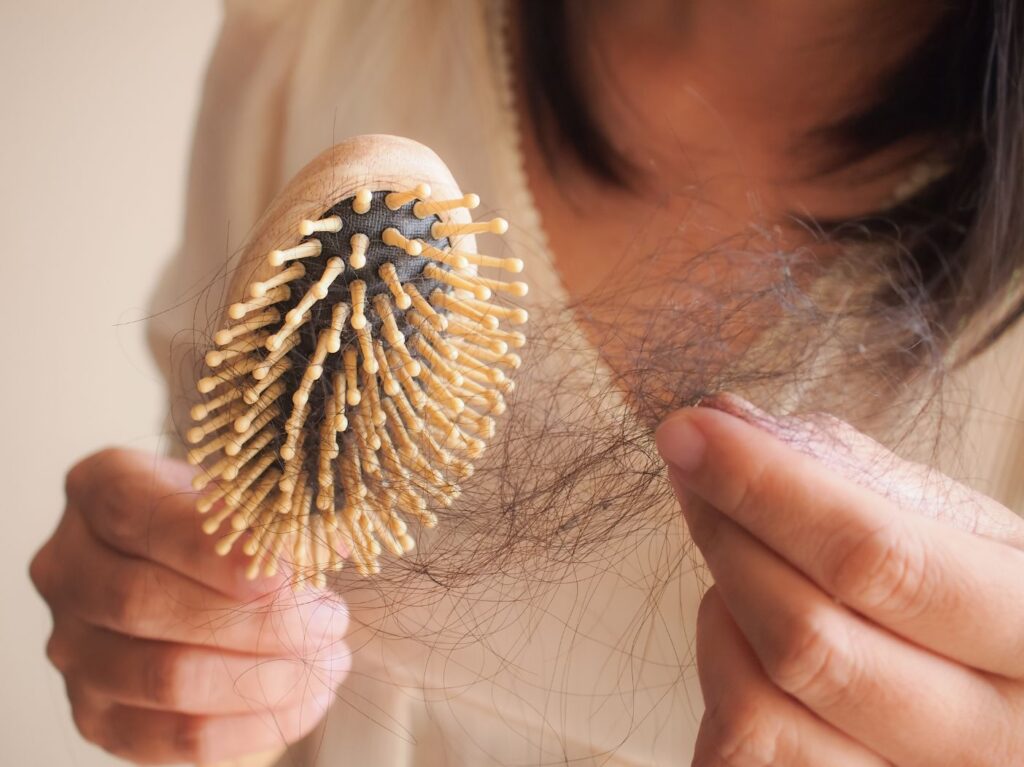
top-left (657, 394), bottom-right (1024, 766)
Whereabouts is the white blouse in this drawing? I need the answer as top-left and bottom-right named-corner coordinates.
top-left (147, 1), bottom-right (1024, 764)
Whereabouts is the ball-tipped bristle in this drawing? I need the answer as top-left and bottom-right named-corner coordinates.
top-left (191, 186), bottom-right (527, 584)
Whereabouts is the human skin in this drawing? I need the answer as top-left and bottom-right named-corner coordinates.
top-left (30, 450), bottom-right (351, 764)
top-left (30, 1), bottom-right (1024, 765)
top-left (514, 2), bottom-right (1024, 764)
top-left (656, 396), bottom-right (1024, 765)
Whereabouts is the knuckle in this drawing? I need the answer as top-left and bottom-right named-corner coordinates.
top-left (66, 685), bottom-right (108, 750)
top-left (695, 587), bottom-right (726, 656)
top-left (45, 630), bottom-right (69, 672)
top-left (702, 696), bottom-right (782, 767)
top-left (102, 574), bottom-right (150, 634)
top-left (696, 587), bottom-right (721, 628)
top-left (71, 708), bottom-right (105, 749)
top-left (144, 646), bottom-right (214, 710)
top-left (98, 484), bottom-right (145, 553)
top-left (764, 609), bottom-right (856, 707)
top-left (828, 522), bottom-right (936, 617)
top-left (28, 546), bottom-right (53, 599)
top-left (144, 646), bottom-right (190, 708)
top-left (65, 447), bottom-right (123, 500)
top-left (68, 448), bottom-right (145, 550)
top-left (63, 458), bottom-right (91, 503)
top-left (173, 714), bottom-right (211, 763)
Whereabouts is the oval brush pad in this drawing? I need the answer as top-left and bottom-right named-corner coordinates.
top-left (186, 135), bottom-right (527, 587)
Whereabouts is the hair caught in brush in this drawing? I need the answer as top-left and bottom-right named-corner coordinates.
top-left (184, 137), bottom-right (529, 589)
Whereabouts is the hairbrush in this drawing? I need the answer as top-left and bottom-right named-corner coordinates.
top-left (186, 135), bottom-right (527, 587)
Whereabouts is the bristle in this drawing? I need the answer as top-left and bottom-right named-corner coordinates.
top-left (378, 262), bottom-right (412, 309)
top-left (196, 428), bottom-right (276, 491)
top-left (374, 341), bottom-right (401, 396)
top-left (191, 185), bottom-right (526, 582)
top-left (460, 250), bottom-right (524, 273)
top-left (361, 365), bottom-right (386, 426)
top-left (343, 348), bottom-right (361, 406)
top-left (407, 309), bottom-right (457, 359)
top-left (234, 380), bottom-right (285, 433)
top-left (254, 332), bottom-right (302, 378)
top-left (250, 263), bottom-right (305, 298)
top-left (389, 346), bottom-right (426, 405)
top-left (229, 286), bottom-right (290, 321)
top-left (352, 188), bottom-right (373, 214)
top-left (382, 227), bottom-right (423, 256)
top-left (404, 283), bottom-right (447, 331)
top-left (224, 404), bottom-right (282, 456)
top-left (424, 262), bottom-right (491, 300)
top-left (410, 334), bottom-right (462, 385)
top-left (460, 272), bottom-right (529, 298)
top-left (418, 241), bottom-right (469, 269)
top-left (354, 323), bottom-right (377, 374)
top-left (214, 308), bottom-right (280, 346)
top-left (429, 289), bottom-right (499, 329)
top-left (431, 217), bottom-right (508, 240)
top-left (267, 239), bottom-right (322, 267)
top-left (413, 192), bottom-right (479, 218)
top-left (205, 332), bottom-right (270, 368)
top-left (450, 336), bottom-right (522, 369)
top-left (190, 386), bottom-right (243, 421)
top-left (453, 320), bottom-right (526, 349)
top-left (299, 215), bottom-right (342, 236)
top-left (459, 295), bottom-right (529, 325)
top-left (348, 233), bottom-right (369, 269)
top-left (332, 370), bottom-right (348, 431)
top-left (245, 358), bottom-right (291, 403)
top-left (385, 183), bottom-right (430, 211)
top-left (350, 280), bottom-right (367, 330)
top-left (197, 356), bottom-right (262, 393)
top-left (444, 318), bottom-right (508, 354)
top-left (186, 410), bottom-right (234, 444)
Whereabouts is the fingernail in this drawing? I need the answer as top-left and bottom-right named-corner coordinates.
top-left (701, 392), bottom-right (771, 424)
top-left (655, 410), bottom-right (706, 473)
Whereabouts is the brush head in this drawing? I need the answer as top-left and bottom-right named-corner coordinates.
top-left (187, 135), bottom-right (527, 587)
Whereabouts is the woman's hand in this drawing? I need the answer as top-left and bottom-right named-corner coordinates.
top-left (656, 395), bottom-right (1024, 767)
top-left (30, 448), bottom-right (350, 765)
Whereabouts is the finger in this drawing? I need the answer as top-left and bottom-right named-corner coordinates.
top-left (70, 683), bottom-right (333, 765)
top-left (42, 506), bottom-right (347, 656)
top-left (657, 406), bottom-right (1024, 679)
top-left (694, 586), bottom-right (890, 767)
top-left (52, 615), bottom-right (350, 715)
top-left (65, 448), bottom-right (284, 600)
top-left (704, 393), bottom-right (1024, 547)
top-left (684, 497), bottom-right (1013, 767)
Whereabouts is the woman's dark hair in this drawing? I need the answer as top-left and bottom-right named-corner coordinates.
top-left (518, 0), bottom-right (1024, 367)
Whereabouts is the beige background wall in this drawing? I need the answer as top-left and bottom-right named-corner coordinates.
top-left (0, 2), bottom-right (220, 763)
